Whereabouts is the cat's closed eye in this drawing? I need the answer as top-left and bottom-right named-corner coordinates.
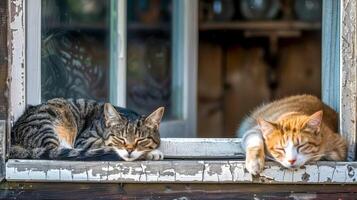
top-left (275, 147), bottom-right (285, 153)
top-left (137, 140), bottom-right (148, 146)
top-left (297, 144), bottom-right (306, 152)
top-left (113, 137), bottom-right (126, 144)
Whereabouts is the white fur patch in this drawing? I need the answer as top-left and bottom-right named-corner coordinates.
top-left (280, 139), bottom-right (309, 168)
top-left (114, 149), bottom-right (144, 161)
top-left (146, 149), bottom-right (164, 160)
top-left (59, 140), bottom-right (73, 149)
top-left (284, 140), bottom-right (297, 162)
top-left (245, 130), bottom-right (264, 148)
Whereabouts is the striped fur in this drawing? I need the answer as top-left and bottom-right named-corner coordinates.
top-left (237, 95), bottom-right (347, 175)
top-left (10, 98), bottom-right (164, 161)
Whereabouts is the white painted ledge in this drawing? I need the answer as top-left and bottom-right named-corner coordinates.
top-left (5, 159), bottom-right (357, 184)
top-left (159, 138), bottom-right (244, 159)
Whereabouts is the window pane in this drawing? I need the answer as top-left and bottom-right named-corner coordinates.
top-left (198, 0), bottom-right (322, 137)
top-left (127, 0), bottom-right (181, 120)
top-left (41, 0), bottom-right (111, 102)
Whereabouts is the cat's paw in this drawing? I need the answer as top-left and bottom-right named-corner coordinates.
top-left (245, 157), bottom-right (265, 176)
top-left (145, 149), bottom-right (164, 160)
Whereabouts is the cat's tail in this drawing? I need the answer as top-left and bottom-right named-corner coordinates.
top-left (9, 145), bottom-right (122, 161)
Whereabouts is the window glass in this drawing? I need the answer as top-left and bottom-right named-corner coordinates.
top-left (126, 0), bottom-right (181, 120)
top-left (41, 0), bottom-right (111, 102)
top-left (198, 0), bottom-right (322, 137)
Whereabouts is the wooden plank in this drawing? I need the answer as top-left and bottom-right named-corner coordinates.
top-left (0, 0), bottom-right (8, 120)
top-left (199, 21), bottom-right (321, 31)
top-left (6, 159), bottom-right (357, 184)
top-left (340, 0), bottom-right (357, 161)
top-left (322, 0), bottom-right (340, 112)
top-left (7, 0), bottom-right (26, 182)
top-left (8, 0), bottom-right (26, 123)
top-left (197, 41), bottom-right (224, 137)
top-left (0, 121), bottom-right (5, 181)
top-left (1, 182), bottom-right (357, 199)
top-left (159, 138), bottom-right (244, 159)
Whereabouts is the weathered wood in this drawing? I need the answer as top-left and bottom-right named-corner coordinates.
top-left (0, 121), bottom-right (5, 181)
top-left (1, 182), bottom-right (357, 200)
top-left (6, 159), bottom-right (357, 184)
top-left (8, 0), bottom-right (26, 127)
top-left (0, 0), bottom-right (8, 120)
top-left (199, 21), bottom-right (321, 31)
top-left (0, 0), bottom-right (7, 179)
top-left (7, 1), bottom-right (26, 183)
top-left (159, 138), bottom-right (244, 158)
top-left (322, 0), bottom-right (340, 112)
top-left (340, 0), bottom-right (357, 161)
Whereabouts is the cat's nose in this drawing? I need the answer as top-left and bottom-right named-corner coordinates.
top-left (288, 159), bottom-right (296, 165)
top-left (127, 149), bottom-right (134, 154)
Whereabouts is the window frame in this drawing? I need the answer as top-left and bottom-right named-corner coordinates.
top-left (4, 0), bottom-right (357, 184)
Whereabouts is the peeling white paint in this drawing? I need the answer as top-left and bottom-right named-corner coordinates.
top-left (175, 161), bottom-right (204, 182)
top-left (340, 0), bottom-right (357, 161)
top-left (6, 160), bottom-right (357, 184)
top-left (229, 161), bottom-right (252, 182)
top-left (332, 165), bottom-right (347, 182)
top-left (305, 165), bottom-right (319, 183)
top-left (283, 169), bottom-right (294, 182)
top-left (46, 169), bottom-right (60, 181)
top-left (6, 166), bottom-right (28, 180)
top-left (72, 170), bottom-right (88, 181)
top-left (293, 167), bottom-right (305, 182)
top-left (158, 168), bottom-right (176, 182)
top-left (9, 0), bottom-right (26, 122)
top-left (59, 168), bottom-right (72, 181)
top-left (318, 165), bottom-right (335, 182)
top-left (260, 165), bottom-right (284, 182)
top-left (28, 169), bottom-right (46, 180)
top-left (203, 161), bottom-right (232, 182)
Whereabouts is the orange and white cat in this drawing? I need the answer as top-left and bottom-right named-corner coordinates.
top-left (237, 95), bottom-right (346, 175)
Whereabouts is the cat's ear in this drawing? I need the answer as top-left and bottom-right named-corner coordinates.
top-left (258, 119), bottom-right (276, 139)
top-left (104, 103), bottom-right (123, 127)
top-left (145, 107), bottom-right (165, 128)
top-left (305, 110), bottom-right (323, 133)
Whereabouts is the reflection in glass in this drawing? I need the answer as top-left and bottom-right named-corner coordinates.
top-left (41, 0), bottom-right (111, 102)
top-left (127, 0), bottom-right (179, 120)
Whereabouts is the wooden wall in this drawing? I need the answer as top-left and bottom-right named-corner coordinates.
top-left (198, 32), bottom-right (321, 138)
top-left (0, 182), bottom-right (357, 199)
top-left (0, 0), bottom-right (8, 120)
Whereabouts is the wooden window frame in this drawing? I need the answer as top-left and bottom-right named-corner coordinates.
top-left (3, 0), bottom-right (357, 184)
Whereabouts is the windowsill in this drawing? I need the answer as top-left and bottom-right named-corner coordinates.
top-left (6, 159), bottom-right (357, 184)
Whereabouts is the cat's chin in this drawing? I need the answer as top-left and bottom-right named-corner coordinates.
top-left (114, 149), bottom-right (144, 161)
top-left (279, 162), bottom-right (305, 169)
top-left (120, 157), bottom-right (138, 161)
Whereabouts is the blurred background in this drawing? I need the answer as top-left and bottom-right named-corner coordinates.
top-left (37, 0), bottom-right (321, 137)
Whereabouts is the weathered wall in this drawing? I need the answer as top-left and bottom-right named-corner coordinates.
top-left (0, 0), bottom-right (8, 120)
top-left (340, 0), bottom-right (357, 161)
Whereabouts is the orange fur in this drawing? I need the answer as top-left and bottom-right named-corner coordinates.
top-left (263, 112), bottom-right (346, 162)
top-left (241, 95), bottom-right (347, 175)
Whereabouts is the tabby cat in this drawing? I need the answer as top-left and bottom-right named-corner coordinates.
top-left (10, 98), bottom-right (165, 161)
top-left (237, 95), bottom-right (346, 175)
